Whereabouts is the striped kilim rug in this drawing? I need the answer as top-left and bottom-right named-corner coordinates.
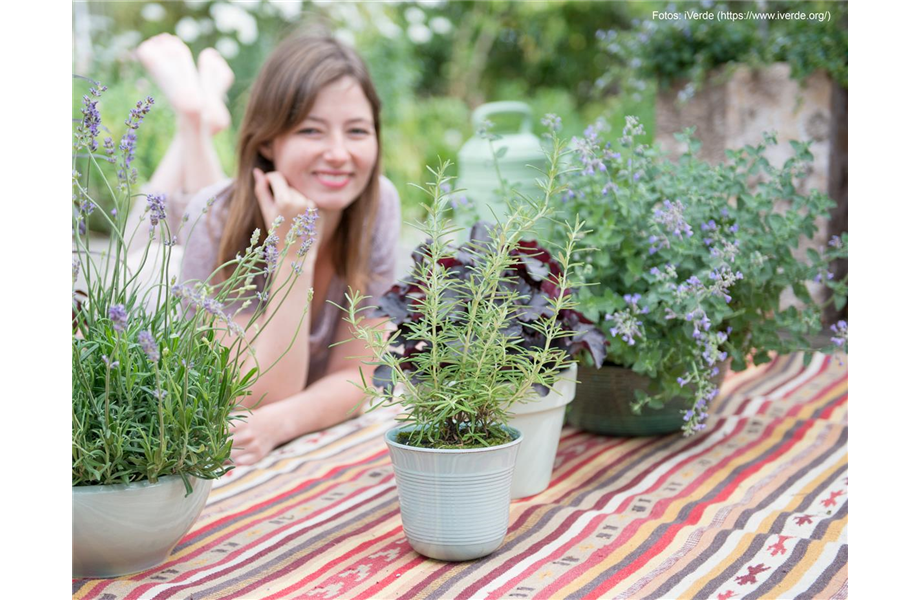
top-left (72, 352), bottom-right (847, 600)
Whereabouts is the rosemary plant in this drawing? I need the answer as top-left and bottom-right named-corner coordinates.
top-left (72, 83), bottom-right (317, 491)
top-left (338, 135), bottom-right (590, 449)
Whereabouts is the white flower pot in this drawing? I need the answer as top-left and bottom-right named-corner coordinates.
top-left (72, 475), bottom-right (212, 578)
top-left (385, 425), bottom-right (522, 561)
top-left (507, 364), bottom-right (577, 499)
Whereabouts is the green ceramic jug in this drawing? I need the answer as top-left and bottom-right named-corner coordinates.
top-left (456, 101), bottom-right (548, 221)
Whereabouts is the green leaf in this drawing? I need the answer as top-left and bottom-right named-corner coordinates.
top-left (606, 232), bottom-right (625, 248)
top-left (792, 282), bottom-right (813, 305)
top-left (753, 350), bottom-right (771, 365)
top-left (626, 256), bottom-right (644, 279)
top-left (767, 213), bottom-right (785, 232)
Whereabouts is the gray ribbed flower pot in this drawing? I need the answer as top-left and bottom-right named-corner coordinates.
top-left (507, 364), bottom-right (577, 499)
top-left (72, 475), bottom-right (211, 578)
top-left (385, 425), bottom-right (522, 561)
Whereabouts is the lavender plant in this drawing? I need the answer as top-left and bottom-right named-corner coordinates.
top-left (72, 82), bottom-right (318, 491)
top-left (547, 115), bottom-right (848, 434)
top-left (337, 143), bottom-right (595, 449)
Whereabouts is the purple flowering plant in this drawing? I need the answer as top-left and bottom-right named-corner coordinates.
top-left (547, 115), bottom-right (848, 434)
top-left (72, 83), bottom-right (318, 491)
top-left (336, 151), bottom-right (602, 450)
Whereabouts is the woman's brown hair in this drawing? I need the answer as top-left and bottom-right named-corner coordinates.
top-left (217, 27), bottom-right (382, 293)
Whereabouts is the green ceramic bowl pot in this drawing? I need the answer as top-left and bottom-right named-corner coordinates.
top-left (566, 363), bottom-right (729, 436)
top-left (72, 475), bottom-right (212, 578)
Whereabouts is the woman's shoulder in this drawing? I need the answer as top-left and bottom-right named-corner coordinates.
top-left (371, 175), bottom-right (401, 236)
top-left (184, 179), bottom-right (235, 220)
top-left (177, 178), bottom-right (235, 282)
top-left (380, 175), bottom-right (400, 212)
top-left (376, 175), bottom-right (401, 225)
top-left (364, 175), bottom-right (402, 271)
top-left (177, 179), bottom-right (234, 243)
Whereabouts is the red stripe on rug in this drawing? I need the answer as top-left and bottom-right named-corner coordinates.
top-left (143, 490), bottom-right (398, 600)
top-left (258, 525), bottom-right (406, 600)
top-left (755, 358), bottom-right (833, 417)
top-left (817, 392), bottom-right (848, 420)
top-left (783, 372), bottom-right (847, 421)
top-left (492, 402), bottom-right (813, 600)
top-left (211, 509), bottom-right (404, 600)
top-left (128, 454), bottom-right (390, 587)
top-left (190, 447), bottom-right (390, 540)
top-left (454, 423), bottom-right (738, 600)
top-left (541, 437), bottom-right (634, 495)
top-left (406, 437), bottom-right (669, 600)
top-left (353, 554), bottom-right (430, 600)
top-left (117, 473), bottom-right (395, 600)
top-left (579, 418), bottom-right (819, 599)
top-left (75, 458), bottom-right (385, 600)
top-left (718, 354), bottom-right (780, 397)
top-left (730, 356), bottom-right (819, 416)
top-left (486, 357), bottom-right (814, 598)
top-left (503, 437), bottom-right (670, 545)
top-left (472, 418), bottom-right (748, 600)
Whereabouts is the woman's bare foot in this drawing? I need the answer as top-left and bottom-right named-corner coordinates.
top-left (136, 33), bottom-right (203, 120)
top-left (197, 48), bottom-right (235, 135)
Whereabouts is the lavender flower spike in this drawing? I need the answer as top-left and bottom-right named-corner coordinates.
top-left (147, 194), bottom-right (167, 228)
top-left (108, 304), bottom-right (128, 332)
top-left (75, 84), bottom-right (107, 151)
top-left (137, 330), bottom-right (160, 362)
top-left (541, 113), bottom-right (563, 133)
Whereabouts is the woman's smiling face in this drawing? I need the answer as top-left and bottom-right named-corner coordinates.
top-left (262, 76), bottom-right (378, 212)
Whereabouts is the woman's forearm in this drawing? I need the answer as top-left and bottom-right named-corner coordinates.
top-left (260, 367), bottom-right (369, 446)
top-left (238, 251), bottom-right (316, 406)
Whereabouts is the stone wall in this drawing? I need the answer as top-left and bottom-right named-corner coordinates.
top-left (656, 63), bottom-right (837, 312)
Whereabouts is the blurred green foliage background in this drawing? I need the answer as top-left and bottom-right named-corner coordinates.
top-left (73, 0), bottom-right (650, 222)
top-left (73, 1), bottom-right (846, 223)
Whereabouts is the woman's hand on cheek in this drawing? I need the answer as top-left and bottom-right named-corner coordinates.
top-left (229, 407), bottom-right (283, 466)
top-left (253, 168), bottom-right (322, 246)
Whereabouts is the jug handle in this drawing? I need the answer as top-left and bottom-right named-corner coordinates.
top-left (471, 101), bottom-right (533, 134)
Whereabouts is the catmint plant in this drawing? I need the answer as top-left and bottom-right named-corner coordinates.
top-left (547, 115), bottom-right (848, 435)
top-left (337, 137), bottom-right (598, 449)
top-left (72, 82), bottom-right (318, 492)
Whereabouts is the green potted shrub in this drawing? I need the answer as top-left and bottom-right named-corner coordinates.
top-left (545, 115), bottom-right (848, 436)
top-left (72, 85), bottom-right (316, 578)
top-left (370, 228), bottom-right (604, 500)
top-left (337, 147), bottom-right (598, 559)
